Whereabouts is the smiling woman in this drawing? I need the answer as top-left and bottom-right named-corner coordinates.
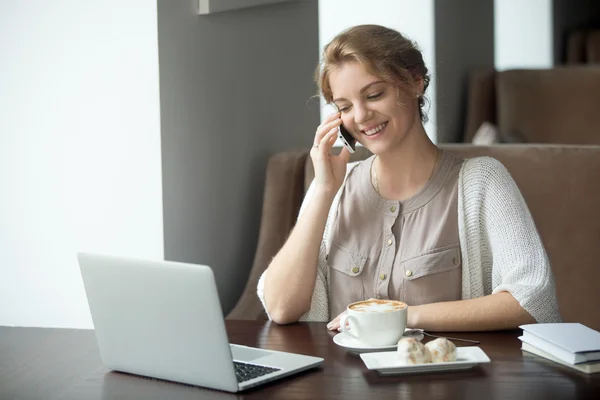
top-left (327, 64), bottom-right (424, 163)
top-left (318, 24), bottom-right (430, 124)
top-left (258, 24), bottom-right (561, 332)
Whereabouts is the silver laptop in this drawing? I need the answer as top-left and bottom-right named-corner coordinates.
top-left (77, 252), bottom-right (323, 393)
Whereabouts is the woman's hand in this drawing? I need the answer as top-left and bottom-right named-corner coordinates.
top-left (310, 112), bottom-right (352, 195)
top-left (326, 310), bottom-right (347, 331)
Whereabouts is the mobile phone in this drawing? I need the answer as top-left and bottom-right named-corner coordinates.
top-left (338, 123), bottom-right (356, 153)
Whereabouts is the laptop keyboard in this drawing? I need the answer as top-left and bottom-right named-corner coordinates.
top-left (233, 361), bottom-right (281, 383)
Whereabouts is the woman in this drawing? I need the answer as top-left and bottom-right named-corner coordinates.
top-left (258, 24), bottom-right (561, 331)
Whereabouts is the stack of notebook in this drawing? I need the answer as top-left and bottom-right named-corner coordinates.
top-left (519, 323), bottom-right (600, 374)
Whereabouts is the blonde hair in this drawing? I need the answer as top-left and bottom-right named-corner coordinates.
top-left (315, 24), bottom-right (430, 122)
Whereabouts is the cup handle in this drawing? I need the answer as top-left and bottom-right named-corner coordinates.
top-left (339, 314), bottom-right (360, 340)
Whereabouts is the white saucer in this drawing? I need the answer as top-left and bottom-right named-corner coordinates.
top-left (333, 329), bottom-right (424, 354)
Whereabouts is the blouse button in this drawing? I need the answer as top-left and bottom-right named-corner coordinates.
top-left (390, 205), bottom-right (397, 213)
top-left (379, 273), bottom-right (386, 280)
top-left (352, 267), bottom-right (360, 274)
top-left (405, 270), bottom-right (413, 277)
top-left (453, 257), bottom-right (458, 265)
top-left (387, 238), bottom-right (393, 246)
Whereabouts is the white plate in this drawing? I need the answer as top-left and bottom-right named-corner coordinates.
top-left (333, 330), bottom-right (424, 354)
top-left (360, 347), bottom-right (490, 375)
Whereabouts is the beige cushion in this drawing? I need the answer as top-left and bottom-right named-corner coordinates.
top-left (471, 122), bottom-right (499, 145)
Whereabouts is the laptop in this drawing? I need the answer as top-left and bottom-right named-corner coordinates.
top-left (77, 252), bottom-right (324, 392)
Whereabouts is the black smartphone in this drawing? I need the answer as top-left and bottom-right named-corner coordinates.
top-left (338, 123), bottom-right (356, 153)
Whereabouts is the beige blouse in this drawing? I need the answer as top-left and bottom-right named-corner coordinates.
top-left (257, 154), bottom-right (562, 324)
top-left (327, 151), bottom-right (464, 317)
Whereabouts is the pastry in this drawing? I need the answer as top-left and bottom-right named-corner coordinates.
top-left (396, 337), bottom-right (431, 364)
top-left (425, 337), bottom-right (457, 363)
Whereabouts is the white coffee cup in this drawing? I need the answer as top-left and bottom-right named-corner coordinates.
top-left (339, 299), bottom-right (407, 347)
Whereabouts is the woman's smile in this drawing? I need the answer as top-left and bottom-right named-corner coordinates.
top-left (361, 121), bottom-right (388, 138)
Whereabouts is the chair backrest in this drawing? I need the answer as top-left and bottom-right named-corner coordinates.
top-left (464, 67), bottom-right (600, 145)
top-left (463, 68), bottom-right (497, 143)
top-left (496, 68), bottom-right (600, 145)
top-left (230, 145), bottom-right (600, 331)
top-left (586, 31), bottom-right (600, 63)
top-left (566, 29), bottom-right (600, 64)
top-left (566, 30), bottom-right (587, 64)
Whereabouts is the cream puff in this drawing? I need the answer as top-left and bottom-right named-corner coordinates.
top-left (396, 337), bottom-right (431, 365)
top-left (425, 337), bottom-right (457, 363)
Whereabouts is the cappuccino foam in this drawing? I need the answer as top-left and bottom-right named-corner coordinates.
top-left (349, 300), bottom-right (406, 313)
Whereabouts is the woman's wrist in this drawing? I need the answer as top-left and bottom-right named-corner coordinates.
top-left (312, 185), bottom-right (338, 202)
top-left (407, 305), bottom-right (420, 328)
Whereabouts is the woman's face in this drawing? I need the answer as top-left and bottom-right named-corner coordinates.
top-left (328, 61), bottom-right (421, 155)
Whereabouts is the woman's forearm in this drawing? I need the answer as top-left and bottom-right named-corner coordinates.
top-left (408, 292), bottom-right (536, 332)
top-left (264, 188), bottom-right (335, 324)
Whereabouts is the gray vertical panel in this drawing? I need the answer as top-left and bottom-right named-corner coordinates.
top-left (434, 0), bottom-right (494, 143)
top-left (157, 0), bottom-right (319, 314)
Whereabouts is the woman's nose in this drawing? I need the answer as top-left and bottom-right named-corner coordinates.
top-left (353, 104), bottom-right (372, 125)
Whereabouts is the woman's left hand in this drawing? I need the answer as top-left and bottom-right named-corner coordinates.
top-left (326, 311), bottom-right (347, 331)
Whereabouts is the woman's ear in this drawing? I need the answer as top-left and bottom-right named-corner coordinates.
top-left (415, 77), bottom-right (425, 98)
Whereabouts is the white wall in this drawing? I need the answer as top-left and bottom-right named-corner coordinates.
top-left (494, 0), bottom-right (554, 70)
top-left (0, 0), bottom-right (163, 329)
top-left (318, 0), bottom-right (436, 141)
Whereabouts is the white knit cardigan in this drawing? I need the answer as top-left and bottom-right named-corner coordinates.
top-left (257, 156), bottom-right (562, 324)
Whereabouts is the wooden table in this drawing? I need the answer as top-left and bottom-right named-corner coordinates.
top-left (2, 321), bottom-right (599, 399)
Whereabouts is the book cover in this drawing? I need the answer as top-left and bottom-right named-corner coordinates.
top-left (519, 323), bottom-right (600, 364)
top-left (521, 342), bottom-right (600, 374)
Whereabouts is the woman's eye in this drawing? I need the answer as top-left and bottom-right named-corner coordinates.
top-left (367, 92), bottom-right (383, 100)
top-left (338, 106), bottom-right (350, 113)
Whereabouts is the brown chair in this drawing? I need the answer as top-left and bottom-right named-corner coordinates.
top-left (227, 145), bottom-right (600, 332)
top-left (587, 31), bottom-right (600, 63)
top-left (566, 30), bottom-right (588, 65)
top-left (566, 29), bottom-right (600, 64)
top-left (463, 67), bottom-right (600, 145)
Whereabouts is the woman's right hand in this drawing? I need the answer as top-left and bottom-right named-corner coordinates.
top-left (310, 112), bottom-right (352, 194)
